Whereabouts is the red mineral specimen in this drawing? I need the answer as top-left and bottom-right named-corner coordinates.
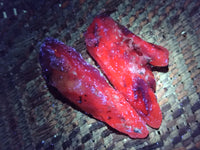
top-left (39, 38), bottom-right (149, 138)
top-left (85, 15), bottom-right (169, 128)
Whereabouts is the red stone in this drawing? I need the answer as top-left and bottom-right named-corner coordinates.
top-left (39, 38), bottom-right (148, 138)
top-left (85, 15), bottom-right (169, 128)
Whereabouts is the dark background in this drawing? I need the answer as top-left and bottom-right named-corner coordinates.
top-left (0, 0), bottom-right (200, 149)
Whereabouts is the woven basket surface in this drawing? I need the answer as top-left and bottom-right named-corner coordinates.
top-left (0, 0), bottom-right (200, 149)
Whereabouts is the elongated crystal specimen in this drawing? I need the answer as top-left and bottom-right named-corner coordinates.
top-left (85, 15), bottom-right (169, 128)
top-left (39, 38), bottom-right (149, 138)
